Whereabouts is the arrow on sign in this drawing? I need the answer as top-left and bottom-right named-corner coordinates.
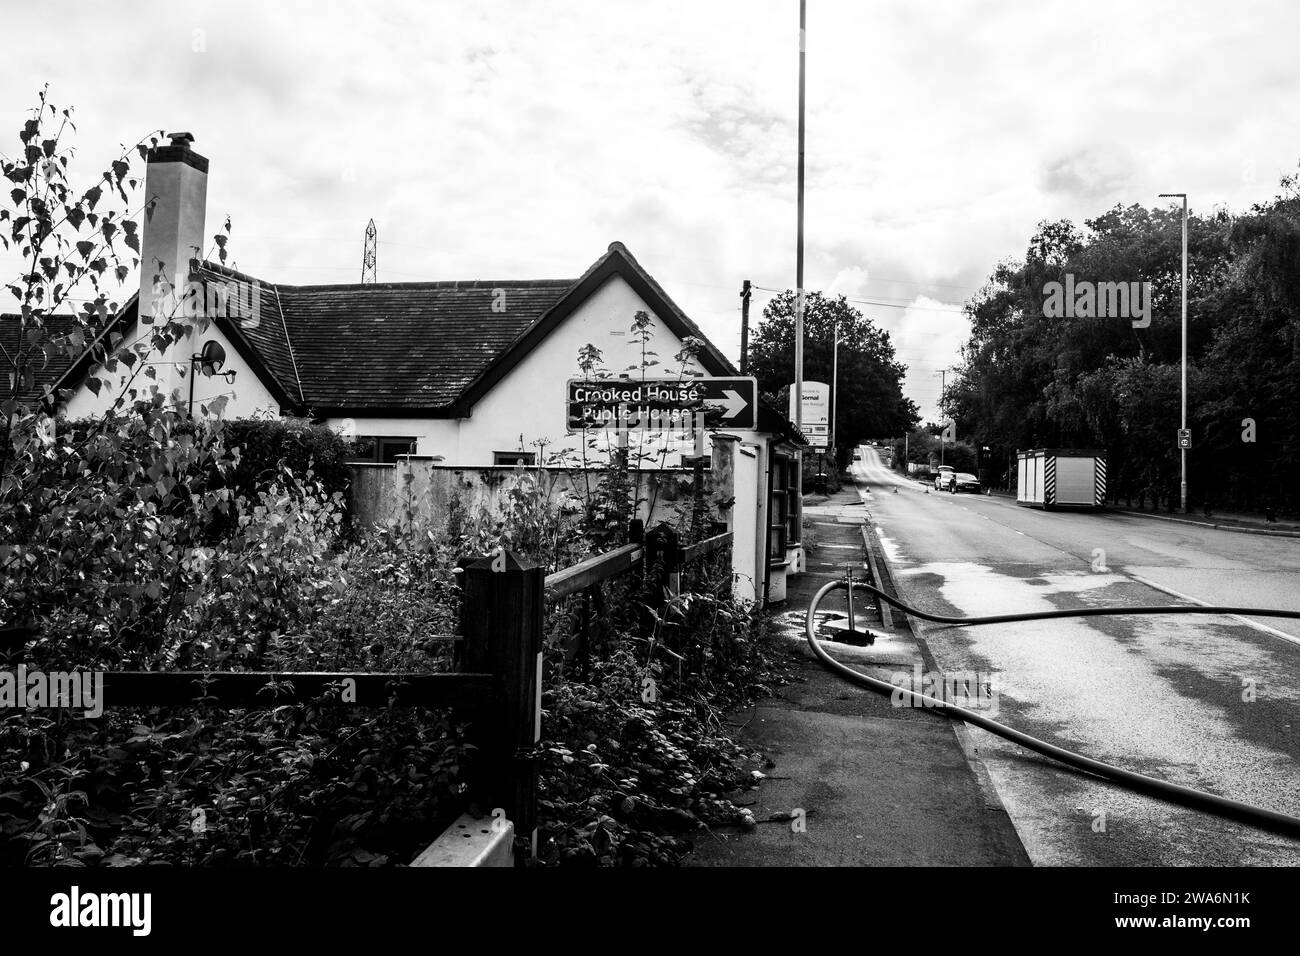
top-left (720, 389), bottom-right (747, 419)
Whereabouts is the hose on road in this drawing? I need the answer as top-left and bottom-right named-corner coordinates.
top-left (845, 579), bottom-right (1300, 626)
top-left (804, 579), bottom-right (1300, 840)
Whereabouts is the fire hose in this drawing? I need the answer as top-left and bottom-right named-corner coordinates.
top-left (804, 576), bottom-right (1300, 839)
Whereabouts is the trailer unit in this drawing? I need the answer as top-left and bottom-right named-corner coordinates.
top-left (1016, 448), bottom-right (1106, 509)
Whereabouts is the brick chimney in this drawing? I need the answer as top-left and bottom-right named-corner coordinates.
top-left (140, 132), bottom-right (208, 396)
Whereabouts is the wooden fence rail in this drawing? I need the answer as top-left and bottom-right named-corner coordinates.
top-left (544, 543), bottom-right (643, 600)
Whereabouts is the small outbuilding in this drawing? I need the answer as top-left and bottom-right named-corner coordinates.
top-left (1016, 449), bottom-right (1106, 509)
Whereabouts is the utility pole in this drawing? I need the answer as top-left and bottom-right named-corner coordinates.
top-left (794, 0), bottom-right (806, 431)
top-left (1160, 192), bottom-right (1189, 512)
top-left (740, 279), bottom-right (752, 374)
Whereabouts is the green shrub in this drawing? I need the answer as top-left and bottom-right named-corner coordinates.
top-left (218, 417), bottom-right (354, 505)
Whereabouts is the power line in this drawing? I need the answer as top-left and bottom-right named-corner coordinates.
top-left (750, 284), bottom-right (967, 313)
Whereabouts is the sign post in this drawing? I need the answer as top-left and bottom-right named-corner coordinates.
top-left (566, 377), bottom-right (759, 433)
top-left (790, 381), bottom-right (829, 450)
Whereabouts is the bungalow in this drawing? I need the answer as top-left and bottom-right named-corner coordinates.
top-left (14, 132), bottom-right (806, 605)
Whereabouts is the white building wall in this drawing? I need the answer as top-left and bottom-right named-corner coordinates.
top-left (448, 273), bottom-right (717, 468)
top-left (321, 416), bottom-right (460, 458)
top-left (731, 441), bottom-right (764, 606)
top-left (61, 321), bottom-right (279, 421)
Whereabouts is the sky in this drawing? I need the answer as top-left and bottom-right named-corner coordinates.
top-left (4, 0), bottom-right (1300, 421)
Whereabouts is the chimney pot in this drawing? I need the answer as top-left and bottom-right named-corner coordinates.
top-left (168, 131), bottom-right (195, 148)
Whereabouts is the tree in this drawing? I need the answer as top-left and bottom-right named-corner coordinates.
top-left (0, 89), bottom-right (317, 665)
top-left (947, 176), bottom-right (1300, 512)
top-left (746, 290), bottom-right (919, 465)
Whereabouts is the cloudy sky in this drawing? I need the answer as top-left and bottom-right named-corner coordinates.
top-left (5, 0), bottom-right (1299, 419)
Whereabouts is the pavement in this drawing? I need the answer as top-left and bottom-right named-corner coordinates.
top-left (973, 486), bottom-right (1300, 538)
top-left (856, 448), bottom-right (1300, 866)
top-left (685, 483), bottom-right (1031, 867)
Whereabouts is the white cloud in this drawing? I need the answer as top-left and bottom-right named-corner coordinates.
top-left (4, 0), bottom-right (1300, 420)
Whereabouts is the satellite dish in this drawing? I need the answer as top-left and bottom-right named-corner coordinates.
top-left (198, 339), bottom-right (226, 376)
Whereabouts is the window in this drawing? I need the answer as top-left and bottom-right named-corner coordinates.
top-left (350, 436), bottom-right (417, 463)
top-left (786, 457), bottom-right (802, 545)
top-left (769, 455), bottom-right (789, 560)
top-left (769, 453), bottom-right (802, 562)
top-left (493, 450), bottom-right (537, 467)
top-left (378, 438), bottom-right (417, 463)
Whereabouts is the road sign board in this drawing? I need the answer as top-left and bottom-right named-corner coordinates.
top-left (565, 377), bottom-right (759, 432)
top-left (789, 381), bottom-right (830, 426)
top-left (1177, 428), bottom-right (1192, 449)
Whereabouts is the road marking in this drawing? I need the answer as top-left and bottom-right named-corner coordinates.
top-left (1126, 572), bottom-right (1300, 647)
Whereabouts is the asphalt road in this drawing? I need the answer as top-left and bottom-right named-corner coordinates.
top-left (852, 447), bottom-right (1300, 866)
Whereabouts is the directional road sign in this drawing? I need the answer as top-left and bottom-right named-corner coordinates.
top-left (566, 377), bottom-right (759, 432)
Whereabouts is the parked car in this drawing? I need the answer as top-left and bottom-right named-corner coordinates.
top-left (949, 472), bottom-right (981, 493)
top-left (933, 465), bottom-right (955, 490)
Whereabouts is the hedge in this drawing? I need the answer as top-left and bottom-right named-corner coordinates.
top-left (219, 417), bottom-right (354, 503)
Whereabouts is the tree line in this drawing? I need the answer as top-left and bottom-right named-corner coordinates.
top-left (746, 289), bottom-right (919, 467)
top-left (947, 167), bottom-right (1300, 513)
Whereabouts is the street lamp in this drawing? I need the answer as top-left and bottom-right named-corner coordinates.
top-left (830, 321), bottom-right (839, 458)
top-left (934, 368), bottom-right (948, 467)
top-left (1159, 192), bottom-right (1189, 512)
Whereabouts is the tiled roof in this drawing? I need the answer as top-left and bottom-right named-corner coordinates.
top-left (279, 278), bottom-right (573, 411)
top-left (1, 312), bottom-right (103, 405)
top-left (47, 243), bottom-right (743, 418)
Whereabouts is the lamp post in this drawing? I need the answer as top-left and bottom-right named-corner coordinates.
top-left (793, 0), bottom-right (806, 433)
top-left (187, 340), bottom-right (236, 418)
top-left (1159, 192), bottom-right (1189, 512)
top-left (830, 321), bottom-right (839, 459)
top-left (934, 369), bottom-right (947, 467)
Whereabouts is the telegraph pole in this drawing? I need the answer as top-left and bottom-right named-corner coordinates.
top-left (794, 0), bottom-right (806, 430)
top-left (740, 279), bottom-right (752, 374)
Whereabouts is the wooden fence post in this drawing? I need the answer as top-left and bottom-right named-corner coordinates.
top-left (645, 523), bottom-right (681, 601)
top-left (458, 549), bottom-right (544, 863)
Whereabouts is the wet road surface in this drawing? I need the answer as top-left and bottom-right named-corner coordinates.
top-left (853, 448), bottom-right (1300, 866)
